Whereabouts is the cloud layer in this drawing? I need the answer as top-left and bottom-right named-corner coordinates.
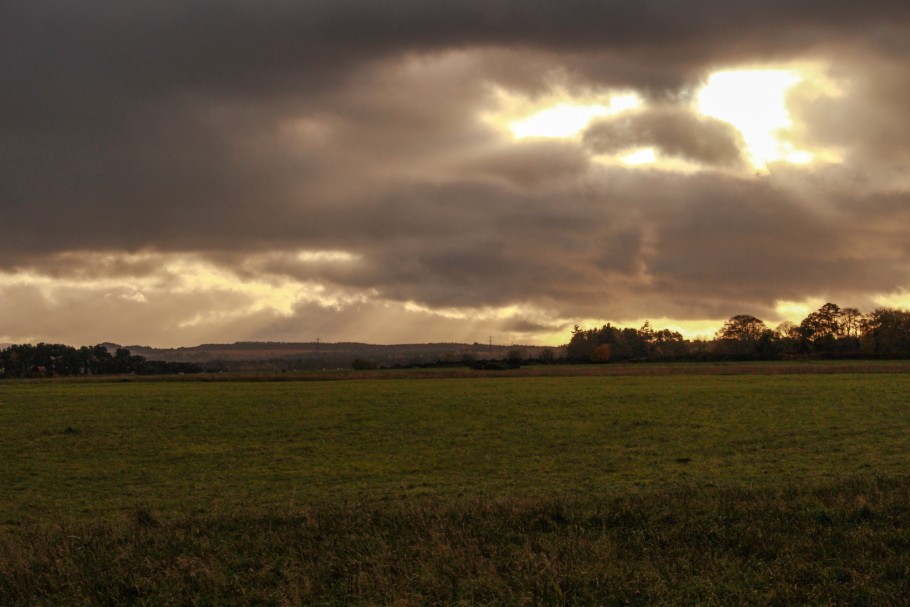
top-left (3, 1), bottom-right (910, 345)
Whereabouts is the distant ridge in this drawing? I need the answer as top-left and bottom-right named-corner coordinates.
top-left (116, 341), bottom-right (565, 371)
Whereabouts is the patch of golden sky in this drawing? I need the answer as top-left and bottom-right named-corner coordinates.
top-left (486, 64), bottom-right (842, 172)
top-left (0, 251), bottom-right (364, 331)
top-left (498, 91), bottom-right (643, 139)
top-left (873, 291), bottom-right (910, 311)
top-left (1, 254), bottom-right (904, 346)
top-left (697, 69), bottom-right (806, 168)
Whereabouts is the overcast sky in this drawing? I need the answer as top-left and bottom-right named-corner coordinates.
top-left (3, 1), bottom-right (910, 347)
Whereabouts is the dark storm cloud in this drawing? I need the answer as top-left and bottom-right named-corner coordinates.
top-left (3, 0), bottom-right (910, 343)
top-left (455, 141), bottom-right (591, 188)
top-left (583, 108), bottom-right (746, 166)
top-left (201, 166), bottom-right (909, 324)
top-left (398, 170), bottom-right (910, 317)
top-left (4, 1), bottom-right (908, 245)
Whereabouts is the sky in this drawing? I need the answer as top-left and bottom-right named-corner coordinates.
top-left (3, 1), bottom-right (910, 347)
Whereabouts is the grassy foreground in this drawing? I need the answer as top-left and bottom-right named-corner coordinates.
top-left (4, 371), bottom-right (910, 523)
top-left (3, 367), bottom-right (910, 604)
top-left (3, 477), bottom-right (910, 605)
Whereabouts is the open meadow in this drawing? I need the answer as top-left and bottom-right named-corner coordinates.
top-left (4, 362), bottom-right (910, 604)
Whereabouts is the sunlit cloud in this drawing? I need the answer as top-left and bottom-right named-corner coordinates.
top-left (487, 69), bottom-right (834, 172)
top-left (874, 291), bottom-right (910, 311)
top-left (297, 250), bottom-right (361, 263)
top-left (403, 300), bottom-right (527, 322)
top-left (697, 69), bottom-right (802, 168)
top-left (695, 66), bottom-right (844, 170)
top-left (774, 299), bottom-right (824, 323)
top-left (510, 103), bottom-right (612, 139)
top-left (0, 252), bottom-right (578, 347)
top-left (485, 88), bottom-right (643, 140)
top-left (620, 147), bottom-right (658, 165)
top-left (0, 251), bottom-right (370, 323)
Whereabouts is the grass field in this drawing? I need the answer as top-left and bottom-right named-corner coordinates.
top-left (3, 363), bottom-right (910, 604)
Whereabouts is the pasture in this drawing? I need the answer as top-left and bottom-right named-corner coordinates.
top-left (3, 364), bottom-right (910, 604)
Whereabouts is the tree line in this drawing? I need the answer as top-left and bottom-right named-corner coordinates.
top-left (567, 303), bottom-right (910, 362)
top-left (4, 302), bottom-right (908, 375)
top-left (0, 343), bottom-right (203, 378)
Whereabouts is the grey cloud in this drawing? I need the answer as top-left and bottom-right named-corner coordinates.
top-left (455, 141), bottom-right (591, 188)
top-left (788, 57), bottom-right (910, 180)
top-left (6, 1), bottom-right (910, 157)
top-left (499, 317), bottom-right (568, 334)
top-left (9, 161), bottom-right (910, 329)
top-left (240, 300), bottom-right (535, 347)
top-left (4, 1), bottom-right (910, 344)
top-left (334, 169), bottom-right (910, 321)
top-left (7, 1), bottom-right (908, 103)
top-left (5, 252), bottom-right (166, 281)
top-left (583, 108), bottom-right (746, 166)
top-left (0, 281), bottom-right (261, 346)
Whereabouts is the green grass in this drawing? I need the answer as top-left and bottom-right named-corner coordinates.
top-left (3, 371), bottom-right (910, 524)
top-left (4, 368), bottom-right (910, 604)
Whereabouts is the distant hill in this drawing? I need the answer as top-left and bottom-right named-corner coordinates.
top-left (116, 341), bottom-right (566, 371)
